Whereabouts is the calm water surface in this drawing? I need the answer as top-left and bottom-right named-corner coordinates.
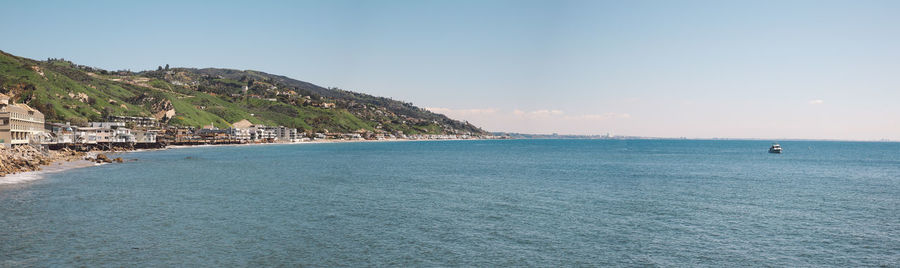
top-left (1, 140), bottom-right (899, 266)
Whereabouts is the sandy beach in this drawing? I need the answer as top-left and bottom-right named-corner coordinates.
top-left (0, 159), bottom-right (100, 185)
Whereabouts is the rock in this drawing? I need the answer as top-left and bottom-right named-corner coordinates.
top-left (96, 154), bottom-right (111, 163)
top-left (0, 146), bottom-right (60, 176)
top-left (114, 157), bottom-right (124, 163)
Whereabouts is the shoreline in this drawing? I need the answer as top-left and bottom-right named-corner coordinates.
top-left (0, 150), bottom-right (107, 185)
top-left (0, 138), bottom-right (479, 185)
top-left (0, 159), bottom-right (101, 185)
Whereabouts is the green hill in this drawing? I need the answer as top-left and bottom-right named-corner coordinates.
top-left (0, 50), bottom-right (485, 135)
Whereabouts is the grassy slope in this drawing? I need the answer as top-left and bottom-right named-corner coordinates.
top-left (0, 53), bottom-right (145, 123)
top-left (186, 68), bottom-right (484, 134)
top-left (0, 51), bottom-right (378, 132)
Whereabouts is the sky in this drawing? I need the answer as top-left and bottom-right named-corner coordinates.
top-left (2, 0), bottom-right (899, 140)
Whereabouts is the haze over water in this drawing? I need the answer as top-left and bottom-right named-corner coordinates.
top-left (2, 140), bottom-right (898, 266)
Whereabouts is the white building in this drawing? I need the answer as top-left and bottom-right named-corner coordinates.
top-left (225, 128), bottom-right (251, 141)
top-left (85, 122), bottom-right (135, 143)
top-left (133, 129), bottom-right (158, 143)
top-left (46, 122), bottom-right (76, 144)
top-left (249, 125), bottom-right (277, 141)
top-left (0, 93), bottom-right (45, 147)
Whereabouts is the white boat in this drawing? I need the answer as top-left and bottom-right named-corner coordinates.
top-left (768, 143), bottom-right (782, 154)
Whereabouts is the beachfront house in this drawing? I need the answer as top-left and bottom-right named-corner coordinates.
top-left (0, 93), bottom-right (46, 147)
top-left (342, 133), bottom-right (363, 140)
top-left (46, 122), bottom-right (77, 144)
top-left (133, 129), bottom-right (159, 143)
top-left (74, 127), bottom-right (101, 144)
top-left (88, 122), bottom-right (136, 143)
top-left (225, 128), bottom-right (251, 141)
top-left (113, 127), bottom-right (136, 143)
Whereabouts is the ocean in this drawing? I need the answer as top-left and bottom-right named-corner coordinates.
top-left (1, 140), bottom-right (898, 266)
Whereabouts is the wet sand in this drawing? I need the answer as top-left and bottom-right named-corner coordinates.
top-left (0, 159), bottom-right (100, 185)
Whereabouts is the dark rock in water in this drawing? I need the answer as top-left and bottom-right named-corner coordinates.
top-left (114, 157), bottom-right (124, 163)
top-left (185, 156), bottom-right (193, 160)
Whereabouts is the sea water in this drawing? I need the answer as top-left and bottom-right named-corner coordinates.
top-left (1, 140), bottom-right (898, 266)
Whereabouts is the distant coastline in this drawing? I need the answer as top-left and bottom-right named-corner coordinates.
top-left (493, 132), bottom-right (896, 143)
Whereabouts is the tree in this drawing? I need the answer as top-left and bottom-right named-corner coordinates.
top-left (30, 98), bottom-right (57, 120)
top-left (164, 64), bottom-right (169, 70)
top-left (157, 66), bottom-right (163, 71)
top-left (101, 107), bottom-right (114, 119)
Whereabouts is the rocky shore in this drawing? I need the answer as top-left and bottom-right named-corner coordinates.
top-left (0, 146), bottom-right (94, 176)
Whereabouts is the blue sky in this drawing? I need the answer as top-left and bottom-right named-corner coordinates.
top-left (2, 0), bottom-right (899, 140)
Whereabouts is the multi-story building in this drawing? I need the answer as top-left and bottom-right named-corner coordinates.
top-left (274, 126), bottom-right (298, 142)
top-left (86, 122), bottom-right (135, 143)
top-left (249, 125), bottom-right (277, 141)
top-left (0, 93), bottom-right (45, 147)
top-left (132, 130), bottom-right (159, 143)
top-left (225, 128), bottom-right (251, 141)
top-left (112, 127), bottom-right (136, 143)
top-left (76, 127), bottom-right (110, 143)
top-left (46, 122), bottom-right (77, 144)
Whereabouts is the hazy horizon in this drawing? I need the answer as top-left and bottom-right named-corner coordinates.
top-left (3, 0), bottom-right (898, 140)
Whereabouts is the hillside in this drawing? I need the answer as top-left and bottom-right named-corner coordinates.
top-left (0, 50), bottom-right (485, 135)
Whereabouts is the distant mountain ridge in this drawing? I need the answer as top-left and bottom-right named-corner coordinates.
top-left (0, 50), bottom-right (486, 135)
